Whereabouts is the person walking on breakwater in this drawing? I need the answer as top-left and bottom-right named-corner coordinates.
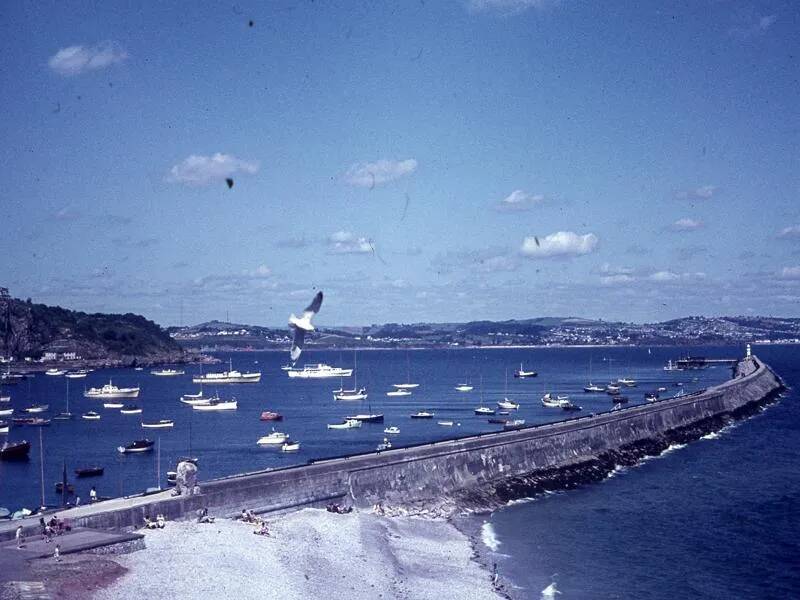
top-left (90, 486), bottom-right (97, 503)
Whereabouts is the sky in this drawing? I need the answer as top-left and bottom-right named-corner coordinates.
top-left (1, 0), bottom-right (799, 327)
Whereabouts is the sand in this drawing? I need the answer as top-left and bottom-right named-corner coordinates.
top-left (90, 509), bottom-right (504, 600)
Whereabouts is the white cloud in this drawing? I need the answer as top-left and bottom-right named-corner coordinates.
top-left (167, 153), bottom-right (259, 186)
top-left (670, 217), bottom-right (704, 231)
top-left (250, 264), bottom-right (272, 277)
top-left (648, 271), bottom-right (680, 282)
top-left (777, 225), bottom-right (800, 239)
top-left (599, 263), bottom-right (634, 276)
top-left (48, 41), bottom-right (128, 76)
top-left (496, 190), bottom-right (545, 212)
top-left (520, 231), bottom-right (598, 259)
top-left (677, 185), bottom-right (717, 200)
top-left (468, 0), bottom-right (553, 14)
top-left (327, 231), bottom-right (373, 254)
top-left (601, 274), bottom-right (635, 286)
top-left (344, 159), bottom-right (417, 188)
top-left (780, 266), bottom-right (800, 280)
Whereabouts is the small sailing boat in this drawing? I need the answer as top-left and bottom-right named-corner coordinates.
top-left (584, 358), bottom-right (605, 392)
top-left (334, 352), bottom-right (368, 401)
top-left (541, 393), bottom-right (570, 408)
top-left (327, 419), bottom-right (362, 430)
top-left (496, 368), bottom-right (519, 409)
top-left (454, 383), bottom-right (473, 392)
top-left (54, 377), bottom-right (73, 420)
top-left (474, 375), bottom-right (494, 415)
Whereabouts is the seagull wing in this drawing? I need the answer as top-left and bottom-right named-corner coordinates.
top-left (290, 326), bottom-right (305, 363)
top-left (302, 291), bottom-right (323, 320)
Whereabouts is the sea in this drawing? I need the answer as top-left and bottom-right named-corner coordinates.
top-left (0, 345), bottom-right (797, 598)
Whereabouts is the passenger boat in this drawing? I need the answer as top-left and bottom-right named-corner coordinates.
top-left (103, 402), bottom-right (124, 409)
top-left (503, 419), bottom-right (526, 430)
top-left (118, 439), bottom-right (155, 453)
top-left (437, 420), bottom-right (454, 426)
top-left (120, 405), bottom-right (142, 415)
top-left (75, 466), bottom-right (104, 477)
top-left (383, 426), bottom-right (400, 435)
top-left (24, 404), bottom-right (48, 413)
top-left (257, 431), bottom-right (289, 445)
top-left (410, 411), bottom-right (434, 419)
top-left (141, 419), bottom-right (174, 429)
top-left (45, 368), bottom-right (66, 376)
top-left (386, 389), bottom-right (412, 397)
top-left (281, 441), bottom-right (300, 452)
top-left (514, 363), bottom-right (537, 378)
top-left (151, 368), bottom-right (185, 376)
top-left (82, 411), bottom-right (101, 420)
top-left (327, 419), bottom-right (362, 430)
top-left (474, 406), bottom-right (496, 416)
top-left (287, 363), bottom-right (353, 379)
top-left (192, 398), bottom-right (237, 411)
top-left (454, 383), bottom-right (473, 392)
top-left (0, 440), bottom-right (31, 460)
top-left (192, 359), bottom-right (260, 384)
top-left (344, 413), bottom-right (384, 423)
top-left (84, 381), bottom-right (140, 399)
top-left (259, 411), bottom-right (283, 421)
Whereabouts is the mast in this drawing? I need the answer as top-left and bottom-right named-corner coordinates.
top-left (156, 436), bottom-right (161, 490)
top-left (66, 377), bottom-right (70, 414)
top-left (39, 428), bottom-right (45, 509)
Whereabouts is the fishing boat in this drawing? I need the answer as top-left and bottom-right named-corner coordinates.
top-left (383, 426), bottom-right (400, 435)
top-left (344, 413), bottom-right (384, 423)
top-left (541, 393), bottom-right (569, 408)
top-left (117, 439), bottom-right (155, 453)
top-left (281, 441), bottom-right (300, 452)
top-left (663, 360), bottom-right (683, 372)
top-left (454, 383), bottom-right (473, 392)
top-left (64, 370), bottom-right (88, 379)
top-left (24, 404), bottom-right (48, 413)
top-left (257, 431), bottom-right (289, 445)
top-left (410, 411), bottom-right (434, 419)
top-left (45, 368), bottom-right (66, 376)
top-left (0, 440), bottom-right (31, 460)
top-left (386, 389), bottom-right (412, 397)
top-left (514, 363), bottom-right (537, 378)
top-left (474, 406), bottom-right (496, 416)
top-left (0, 408), bottom-right (13, 417)
top-left (287, 363), bottom-right (353, 379)
top-left (120, 405), bottom-right (142, 415)
top-left (75, 466), bottom-right (104, 477)
top-left (376, 439), bottom-right (392, 451)
top-left (192, 398), bottom-right (237, 411)
top-left (151, 368), bottom-right (185, 376)
top-left (141, 419), bottom-right (174, 429)
top-left (192, 359), bottom-right (260, 384)
top-left (503, 419), bottom-right (526, 430)
top-left (327, 419), bottom-right (362, 430)
top-left (259, 411), bottom-right (283, 421)
top-left (82, 411), bottom-right (101, 420)
top-left (84, 381), bottom-right (140, 399)
top-left (103, 402), bottom-right (124, 409)
top-left (437, 420), bottom-right (454, 426)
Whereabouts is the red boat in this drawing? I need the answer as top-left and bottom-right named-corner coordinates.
top-left (260, 411), bottom-right (283, 421)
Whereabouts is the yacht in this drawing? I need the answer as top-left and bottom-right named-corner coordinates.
top-left (327, 419), bottom-right (362, 430)
top-left (513, 363), bottom-right (537, 378)
top-left (454, 383), bottom-right (473, 392)
top-left (151, 368), bottom-right (185, 376)
top-left (386, 389), bottom-right (412, 397)
top-left (541, 393), bottom-right (570, 408)
top-left (45, 369), bottom-right (66, 376)
top-left (287, 363), bottom-right (353, 379)
top-left (193, 398), bottom-right (237, 411)
top-left (497, 399), bottom-right (519, 410)
top-left (257, 431), bottom-right (289, 445)
top-left (84, 381), bottom-right (140, 399)
top-left (192, 359), bottom-right (261, 384)
top-left (333, 352), bottom-right (367, 400)
top-left (64, 370), bottom-right (89, 379)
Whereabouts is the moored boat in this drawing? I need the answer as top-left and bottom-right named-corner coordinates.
top-left (24, 404), bottom-right (48, 413)
top-left (287, 363), bottom-right (353, 379)
top-left (410, 411), bottom-right (434, 419)
top-left (584, 383), bottom-right (605, 393)
top-left (103, 402), bottom-right (124, 409)
top-left (474, 406), bottom-right (496, 415)
top-left (259, 411), bottom-right (283, 421)
top-left (75, 466), bottom-right (104, 477)
top-left (118, 439), bottom-right (155, 453)
top-left (192, 398), bottom-right (237, 411)
top-left (376, 438), bottom-right (392, 451)
top-left (617, 377), bottom-right (637, 387)
top-left (281, 441), bottom-right (300, 452)
top-left (82, 411), bottom-right (101, 420)
top-left (120, 405), bottom-right (142, 415)
top-left (503, 419), bottom-right (526, 430)
top-left (192, 359), bottom-right (260, 384)
top-left (560, 401), bottom-right (582, 411)
top-left (151, 368), bottom-right (185, 376)
top-left (454, 383), bottom-right (473, 392)
top-left (327, 419), bottom-right (362, 430)
top-left (514, 363), bottom-right (537, 378)
top-left (334, 387), bottom-right (368, 401)
top-left (45, 368), bottom-right (66, 376)
top-left (141, 419), bottom-right (174, 428)
top-left (541, 393), bottom-right (570, 408)
top-left (85, 381), bottom-right (140, 399)
top-left (0, 440), bottom-right (31, 460)
top-left (0, 421), bottom-right (8, 434)
top-left (386, 389), bottom-right (412, 397)
top-left (257, 431), bottom-right (289, 445)
top-left (497, 399), bottom-right (519, 410)
top-left (383, 426), bottom-right (400, 435)
top-left (0, 408), bottom-right (12, 417)
top-left (437, 420), bottom-right (454, 426)
top-left (64, 370), bottom-right (89, 379)
top-left (344, 413), bottom-right (384, 423)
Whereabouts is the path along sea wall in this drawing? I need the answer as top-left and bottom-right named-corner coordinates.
top-left (3, 355), bottom-right (783, 536)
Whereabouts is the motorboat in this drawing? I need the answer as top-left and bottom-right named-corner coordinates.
top-left (141, 419), bottom-right (174, 428)
top-left (583, 383), bottom-right (605, 393)
top-left (514, 363), bottom-right (537, 378)
top-left (12, 417), bottom-right (50, 426)
top-left (118, 439), bottom-right (155, 453)
top-left (82, 411), bottom-right (101, 420)
top-left (454, 384), bottom-right (473, 392)
top-left (327, 419), bottom-right (362, 430)
top-left (410, 411), bottom-right (434, 419)
top-left (386, 389), bottom-right (412, 397)
top-left (383, 426), bottom-right (400, 435)
top-left (0, 394), bottom-right (9, 402)
top-left (503, 419), bottom-right (526, 430)
top-left (103, 402), bottom-right (124, 409)
top-left (84, 381), bottom-right (140, 399)
top-left (560, 401), bottom-right (582, 411)
top-left (437, 420), bottom-right (454, 426)
top-left (257, 431), bottom-right (289, 445)
top-left (0, 421), bottom-right (7, 434)
top-left (75, 466), bottom-right (104, 477)
top-left (287, 364), bottom-right (353, 379)
top-left (617, 377), bottom-right (637, 387)
top-left (663, 360), bottom-right (683, 372)
top-left (605, 384), bottom-right (621, 394)
top-left (192, 359), bottom-right (260, 384)
top-left (281, 441), bottom-right (300, 452)
top-left (334, 387), bottom-right (368, 401)
top-left (488, 417), bottom-right (508, 424)
top-left (192, 398), bottom-right (237, 411)
top-left (180, 393), bottom-right (213, 406)
top-left (151, 368), bottom-right (185, 376)
top-left (0, 440), bottom-right (31, 460)
top-left (64, 370), bottom-right (89, 379)
top-left (45, 369), bottom-right (66, 376)
top-left (376, 439), bottom-right (392, 451)
top-left (120, 405), bottom-right (142, 415)
top-left (541, 393), bottom-right (570, 408)
top-left (0, 408), bottom-right (13, 417)
top-left (474, 406), bottom-right (496, 416)
top-left (392, 383), bottom-right (419, 390)
top-left (497, 399), bottom-right (519, 410)
top-left (259, 411), bottom-right (283, 421)
top-left (344, 413), bottom-right (384, 423)
top-left (24, 404), bottom-right (48, 413)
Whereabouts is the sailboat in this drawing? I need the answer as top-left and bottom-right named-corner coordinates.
top-left (513, 362), bottom-right (537, 378)
top-left (54, 378), bottom-right (73, 420)
top-left (496, 368), bottom-right (519, 410)
top-left (392, 353), bottom-right (419, 389)
top-left (474, 375), bottom-right (495, 415)
top-left (334, 351), bottom-right (367, 401)
top-left (584, 357), bottom-right (605, 393)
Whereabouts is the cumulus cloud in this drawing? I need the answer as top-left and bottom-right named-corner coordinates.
top-left (520, 231), bottom-right (598, 259)
top-left (468, 0), bottom-right (553, 14)
top-left (48, 41), bottom-right (128, 76)
top-left (168, 153), bottom-right (259, 186)
top-left (327, 231), bottom-right (373, 254)
top-left (777, 225), bottom-right (800, 239)
top-left (495, 190), bottom-right (545, 212)
top-left (780, 266), bottom-right (800, 280)
top-left (670, 217), bottom-right (704, 231)
top-left (677, 185), bottom-right (717, 200)
top-left (344, 159), bottom-right (417, 188)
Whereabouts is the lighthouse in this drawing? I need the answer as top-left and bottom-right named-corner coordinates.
top-left (746, 343), bottom-right (752, 359)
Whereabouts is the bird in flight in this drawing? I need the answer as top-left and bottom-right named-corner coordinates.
top-left (289, 291), bottom-right (323, 364)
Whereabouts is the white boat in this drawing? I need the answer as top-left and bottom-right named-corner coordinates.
top-left (657, 386), bottom-right (667, 392)
top-left (257, 431), bottom-right (289, 445)
top-left (514, 363), bottom-right (537, 378)
top-left (45, 369), bottom-right (66, 376)
top-left (437, 420), bottom-right (454, 427)
top-left (344, 413), bottom-right (384, 423)
top-left (617, 377), bottom-right (636, 387)
top-left (503, 419), bottom-right (526, 429)
top-left (64, 370), bottom-right (88, 379)
top-left (151, 368), bottom-right (185, 376)
top-left (605, 384), bottom-right (621, 393)
top-left (454, 384), bottom-right (473, 392)
top-left (193, 398), bottom-right (237, 411)
top-left (24, 405), bottom-right (48, 413)
top-left (192, 359), bottom-right (260, 384)
top-left (84, 381), bottom-right (140, 399)
top-left (386, 389), bottom-right (411, 397)
top-left (0, 408), bottom-right (13, 417)
top-left (327, 419), bottom-right (362, 430)
top-left (333, 352), bottom-right (367, 401)
top-left (392, 383), bottom-right (419, 389)
top-left (103, 402), bottom-right (124, 409)
top-left (663, 360), bottom-right (683, 372)
top-left (584, 383), bottom-right (605, 393)
top-left (497, 399), bottom-right (519, 410)
top-left (280, 364), bottom-right (293, 371)
top-left (376, 439), bottom-right (392, 451)
top-left (410, 411), bottom-right (434, 419)
top-left (0, 423), bottom-right (8, 434)
top-left (287, 363), bottom-right (353, 379)
top-left (82, 411), bottom-right (101, 420)
top-left (383, 426), bottom-right (400, 435)
top-left (541, 393), bottom-right (570, 408)
top-left (475, 406), bottom-right (495, 415)
top-left (281, 441), bottom-right (300, 452)
top-left (117, 439), bottom-right (154, 453)
top-left (0, 394), bottom-right (9, 403)
top-left (180, 390), bottom-right (213, 405)
top-left (141, 419), bottom-right (174, 429)
top-left (120, 405), bottom-right (142, 415)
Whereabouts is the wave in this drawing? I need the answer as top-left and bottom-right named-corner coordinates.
top-left (659, 442), bottom-right (687, 456)
top-left (481, 521), bottom-right (501, 551)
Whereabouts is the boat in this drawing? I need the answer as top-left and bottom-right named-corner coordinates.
top-left (12, 417), bottom-right (50, 426)
top-left (657, 386), bottom-right (667, 392)
top-left (0, 394), bottom-right (9, 402)
top-left (611, 395), bottom-right (629, 404)
top-left (606, 383), bottom-right (621, 393)
top-left (376, 439), bottom-right (392, 451)
top-left (497, 399), bottom-right (519, 409)
top-left (475, 406), bottom-right (496, 415)
top-left (180, 393), bottom-right (213, 406)
top-left (82, 411), bottom-right (101, 420)
top-left (541, 393), bottom-right (570, 408)
top-left (383, 426), bottom-right (400, 435)
top-left (287, 363), bottom-right (353, 379)
top-left (327, 419), bottom-right (362, 430)
top-left (560, 401), bottom-right (582, 411)
top-left (257, 431), bottom-right (289, 445)
top-left (45, 369), bottom-right (66, 376)
top-left (192, 359), bottom-right (260, 384)
top-left (24, 404), bottom-right (48, 413)
top-left (454, 383), bottom-right (473, 392)
top-left (0, 440), bottom-right (31, 460)
top-left (134, 367), bottom-right (144, 371)
top-left (103, 402), bottom-right (124, 409)
top-left (0, 408), bottom-right (13, 417)
top-left (386, 389), bottom-right (412, 397)
top-left (503, 419), bottom-right (526, 430)
top-left (280, 364), bottom-right (293, 371)
top-left (392, 353), bottom-right (419, 389)
top-left (584, 383), bottom-right (605, 393)
top-left (333, 353), bottom-right (367, 401)
top-left (663, 360), bottom-right (683, 372)
top-left (151, 368), bottom-right (185, 376)
top-left (75, 466), bottom-right (104, 477)
top-left (488, 417), bottom-right (509, 424)
top-left (55, 482), bottom-right (75, 494)
top-left (410, 411), bottom-right (434, 419)
top-left (645, 392), bottom-right (659, 402)
top-left (344, 413), bottom-right (384, 423)
top-left (0, 421), bottom-right (7, 434)
top-left (259, 411), bottom-right (283, 421)
top-left (141, 419), bottom-right (174, 429)
top-left (64, 370), bottom-right (88, 379)
top-left (54, 377), bottom-right (73, 420)
top-left (192, 398), bottom-right (237, 411)
top-left (617, 377), bottom-right (637, 387)
top-left (281, 441), bottom-right (300, 452)
top-left (120, 405), bottom-right (142, 415)
top-left (437, 420), bottom-right (454, 426)
top-left (117, 439), bottom-right (155, 454)
top-left (514, 363), bottom-right (537, 378)
top-left (84, 381), bottom-right (140, 399)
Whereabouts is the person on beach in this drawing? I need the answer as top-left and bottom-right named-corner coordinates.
top-left (196, 508), bottom-right (214, 524)
top-left (54, 544), bottom-right (61, 562)
top-left (156, 514), bottom-right (166, 529)
top-left (89, 486), bottom-right (97, 503)
top-left (15, 525), bottom-right (24, 549)
top-left (254, 522), bottom-right (269, 536)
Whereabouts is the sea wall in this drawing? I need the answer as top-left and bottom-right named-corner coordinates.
top-left (2, 355), bottom-right (783, 537)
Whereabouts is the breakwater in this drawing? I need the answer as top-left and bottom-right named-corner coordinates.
top-left (1, 355), bottom-right (783, 537)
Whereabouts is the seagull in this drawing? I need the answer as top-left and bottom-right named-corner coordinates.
top-left (289, 291), bottom-right (323, 364)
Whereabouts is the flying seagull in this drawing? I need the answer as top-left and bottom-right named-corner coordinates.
top-left (289, 291), bottom-right (323, 364)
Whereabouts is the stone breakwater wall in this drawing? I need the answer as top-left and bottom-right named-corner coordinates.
top-left (9, 356), bottom-right (781, 534)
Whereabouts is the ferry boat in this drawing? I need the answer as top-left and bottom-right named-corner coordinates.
top-left (287, 363), bottom-right (353, 379)
top-left (192, 359), bottom-right (260, 384)
top-left (84, 381), bottom-right (140, 399)
top-left (151, 368), bottom-right (185, 376)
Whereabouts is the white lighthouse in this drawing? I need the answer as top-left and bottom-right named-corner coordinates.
top-left (746, 343), bottom-right (752, 359)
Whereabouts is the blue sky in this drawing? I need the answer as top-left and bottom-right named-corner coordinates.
top-left (1, 0), bottom-right (799, 327)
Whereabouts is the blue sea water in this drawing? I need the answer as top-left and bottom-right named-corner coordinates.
top-left (0, 346), bottom-right (727, 510)
top-left (483, 344), bottom-right (800, 599)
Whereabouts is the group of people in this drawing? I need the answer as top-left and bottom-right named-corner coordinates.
top-left (143, 514), bottom-right (166, 529)
top-left (240, 508), bottom-right (270, 536)
top-left (196, 507), bottom-right (215, 524)
top-left (326, 502), bottom-right (353, 514)
top-left (40, 515), bottom-right (70, 541)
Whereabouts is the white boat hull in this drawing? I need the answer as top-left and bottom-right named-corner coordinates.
top-left (141, 421), bottom-right (174, 428)
top-left (193, 401), bottom-right (237, 411)
top-left (192, 373), bottom-right (261, 384)
top-left (85, 390), bottom-right (140, 399)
